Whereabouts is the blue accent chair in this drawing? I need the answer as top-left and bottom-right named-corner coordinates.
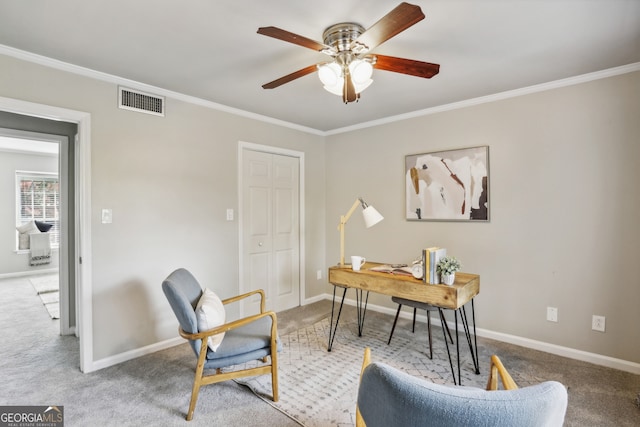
top-left (356, 348), bottom-right (567, 427)
top-left (162, 268), bottom-right (280, 421)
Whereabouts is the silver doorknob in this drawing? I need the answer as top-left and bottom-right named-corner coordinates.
top-left (258, 242), bottom-right (263, 246)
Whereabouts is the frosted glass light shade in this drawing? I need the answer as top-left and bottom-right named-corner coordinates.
top-left (318, 62), bottom-right (341, 86)
top-left (319, 60), bottom-right (373, 97)
top-left (349, 60), bottom-right (373, 84)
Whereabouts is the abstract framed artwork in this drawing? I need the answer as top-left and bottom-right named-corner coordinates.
top-left (405, 146), bottom-right (489, 221)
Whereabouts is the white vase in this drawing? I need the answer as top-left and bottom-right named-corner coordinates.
top-left (442, 272), bottom-right (455, 286)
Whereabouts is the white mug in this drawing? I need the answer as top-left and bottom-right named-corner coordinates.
top-left (351, 256), bottom-right (366, 271)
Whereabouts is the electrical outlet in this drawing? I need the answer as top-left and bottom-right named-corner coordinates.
top-left (317, 270), bottom-right (322, 280)
top-left (546, 307), bottom-right (558, 322)
top-left (592, 315), bottom-right (606, 332)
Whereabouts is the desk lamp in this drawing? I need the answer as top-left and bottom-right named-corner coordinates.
top-left (338, 197), bottom-right (384, 266)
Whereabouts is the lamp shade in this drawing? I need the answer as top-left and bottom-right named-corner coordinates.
top-left (362, 205), bottom-right (384, 228)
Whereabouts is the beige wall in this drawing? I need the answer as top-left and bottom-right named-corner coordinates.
top-left (0, 54), bottom-right (326, 361)
top-left (325, 71), bottom-right (640, 363)
top-left (2, 51), bottom-right (638, 367)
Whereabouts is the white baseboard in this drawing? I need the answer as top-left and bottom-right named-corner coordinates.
top-left (90, 337), bottom-right (183, 372)
top-left (476, 328), bottom-right (640, 375)
top-left (302, 293), bottom-right (328, 305)
top-left (87, 293), bottom-right (640, 375)
top-left (0, 268), bottom-right (59, 279)
top-left (318, 293), bottom-right (640, 375)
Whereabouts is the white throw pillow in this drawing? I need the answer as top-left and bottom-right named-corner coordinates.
top-left (16, 221), bottom-right (40, 250)
top-left (16, 220), bottom-right (39, 234)
top-left (195, 288), bottom-right (226, 352)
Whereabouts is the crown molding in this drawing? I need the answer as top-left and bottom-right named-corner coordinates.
top-left (326, 62), bottom-right (640, 135)
top-left (2, 44), bottom-right (638, 137)
top-left (0, 44), bottom-right (325, 136)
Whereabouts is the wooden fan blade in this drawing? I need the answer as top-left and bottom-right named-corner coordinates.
top-left (262, 64), bottom-right (319, 89)
top-left (353, 2), bottom-right (425, 52)
top-left (373, 54), bottom-right (440, 79)
top-left (257, 26), bottom-right (330, 52)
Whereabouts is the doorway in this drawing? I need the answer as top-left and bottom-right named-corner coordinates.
top-left (239, 142), bottom-right (305, 314)
top-left (0, 130), bottom-right (69, 330)
top-left (0, 96), bottom-right (93, 373)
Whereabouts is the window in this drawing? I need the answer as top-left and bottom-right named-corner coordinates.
top-left (16, 171), bottom-right (60, 247)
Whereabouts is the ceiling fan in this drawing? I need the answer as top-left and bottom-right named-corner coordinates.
top-left (257, 2), bottom-right (440, 104)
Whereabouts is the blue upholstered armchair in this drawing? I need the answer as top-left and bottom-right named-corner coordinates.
top-left (356, 348), bottom-right (567, 427)
top-left (162, 268), bottom-right (280, 421)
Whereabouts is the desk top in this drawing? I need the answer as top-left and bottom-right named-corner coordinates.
top-left (328, 262), bottom-right (479, 310)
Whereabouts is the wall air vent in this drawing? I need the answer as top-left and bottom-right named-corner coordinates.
top-left (118, 87), bottom-right (165, 117)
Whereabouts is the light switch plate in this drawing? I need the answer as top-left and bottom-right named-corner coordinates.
top-left (101, 208), bottom-right (112, 224)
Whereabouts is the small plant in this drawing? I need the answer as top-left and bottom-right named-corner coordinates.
top-left (436, 256), bottom-right (461, 276)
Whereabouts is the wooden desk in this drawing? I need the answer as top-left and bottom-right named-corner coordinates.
top-left (328, 262), bottom-right (480, 385)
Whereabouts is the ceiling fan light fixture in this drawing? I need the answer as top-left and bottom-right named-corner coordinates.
top-left (353, 78), bottom-right (373, 94)
top-left (259, 4), bottom-right (438, 104)
top-left (349, 59), bottom-right (373, 84)
top-left (317, 62), bottom-right (341, 86)
top-left (320, 59), bottom-right (373, 98)
top-left (323, 79), bottom-right (344, 96)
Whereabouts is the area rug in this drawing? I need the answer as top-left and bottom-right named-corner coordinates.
top-left (234, 315), bottom-right (536, 427)
top-left (29, 274), bottom-right (59, 319)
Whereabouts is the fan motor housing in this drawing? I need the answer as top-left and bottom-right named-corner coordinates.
top-left (323, 23), bottom-right (365, 52)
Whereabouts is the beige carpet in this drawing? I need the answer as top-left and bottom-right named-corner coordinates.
top-left (236, 314), bottom-right (540, 427)
top-left (29, 274), bottom-right (59, 319)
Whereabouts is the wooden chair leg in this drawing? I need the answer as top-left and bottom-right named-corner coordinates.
top-left (388, 304), bottom-right (403, 345)
top-left (186, 364), bottom-right (205, 421)
top-left (271, 354), bottom-right (279, 402)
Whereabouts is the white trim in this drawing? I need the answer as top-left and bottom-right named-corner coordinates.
top-left (318, 293), bottom-right (640, 375)
top-left (3, 44), bottom-right (637, 137)
top-left (326, 62), bottom-right (640, 135)
top-left (0, 133), bottom-right (59, 155)
top-left (0, 44), bottom-right (323, 136)
top-left (0, 96), bottom-right (94, 373)
top-left (238, 141), bottom-right (306, 314)
top-left (476, 327), bottom-right (640, 375)
top-left (0, 268), bottom-right (59, 279)
top-left (91, 337), bottom-right (183, 372)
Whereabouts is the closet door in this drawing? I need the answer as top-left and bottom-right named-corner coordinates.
top-left (242, 149), bottom-right (300, 313)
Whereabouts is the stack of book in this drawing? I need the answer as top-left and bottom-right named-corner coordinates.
top-left (422, 247), bottom-right (446, 284)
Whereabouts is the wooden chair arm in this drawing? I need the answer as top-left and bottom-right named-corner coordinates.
top-left (486, 355), bottom-right (518, 390)
top-left (222, 289), bottom-right (266, 313)
top-left (355, 347), bottom-right (372, 427)
top-left (179, 310), bottom-right (277, 341)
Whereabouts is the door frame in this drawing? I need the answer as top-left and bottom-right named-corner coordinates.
top-left (237, 141), bottom-right (305, 315)
top-left (0, 96), bottom-right (94, 373)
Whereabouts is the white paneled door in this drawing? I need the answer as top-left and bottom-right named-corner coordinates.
top-left (242, 149), bottom-right (300, 313)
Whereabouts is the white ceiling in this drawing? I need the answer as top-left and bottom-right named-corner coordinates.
top-left (0, 0), bottom-right (639, 133)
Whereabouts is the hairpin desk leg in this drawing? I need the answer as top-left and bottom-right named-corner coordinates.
top-left (328, 285), bottom-right (347, 352)
top-left (355, 289), bottom-right (370, 336)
